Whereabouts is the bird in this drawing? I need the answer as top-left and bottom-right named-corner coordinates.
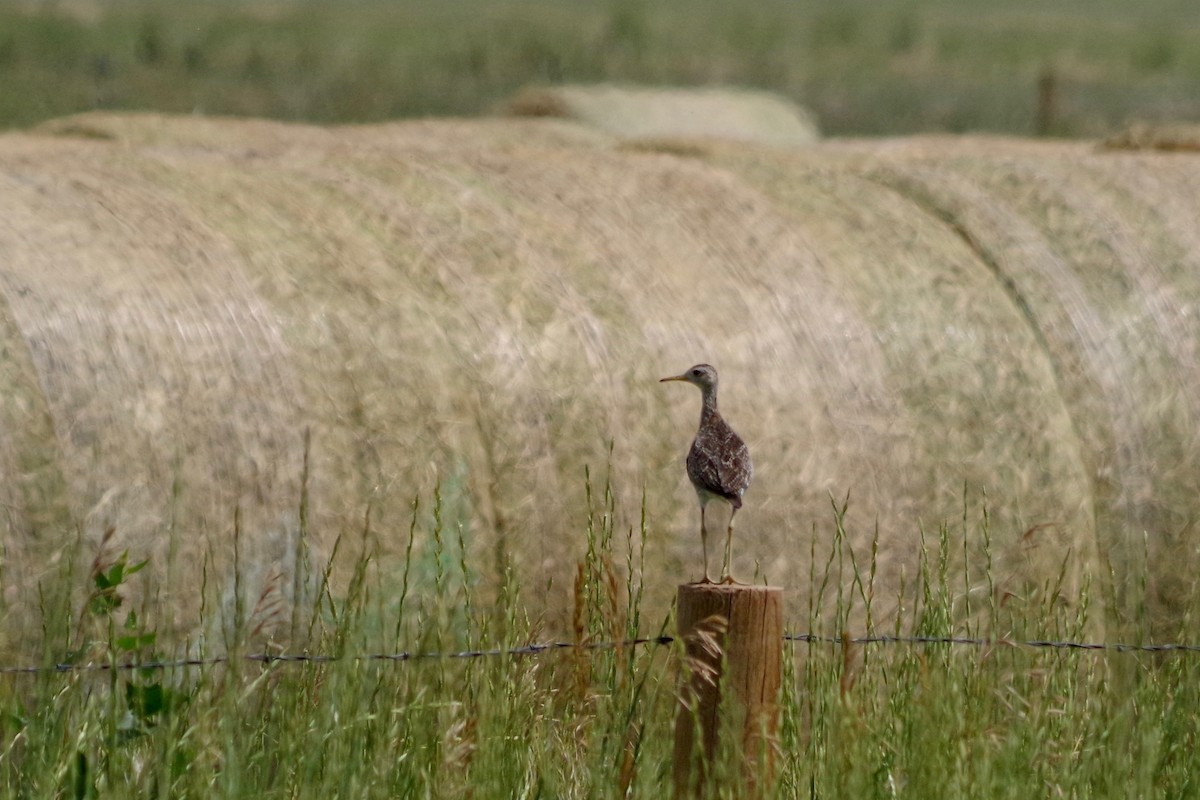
top-left (660, 364), bottom-right (753, 584)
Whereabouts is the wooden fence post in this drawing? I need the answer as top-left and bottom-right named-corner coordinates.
top-left (672, 583), bottom-right (783, 798)
top-left (1036, 66), bottom-right (1058, 137)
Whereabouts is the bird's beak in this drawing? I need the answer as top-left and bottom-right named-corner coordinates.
top-left (660, 374), bottom-right (687, 383)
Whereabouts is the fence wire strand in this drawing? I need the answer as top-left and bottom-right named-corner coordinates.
top-left (4, 632), bottom-right (1200, 676)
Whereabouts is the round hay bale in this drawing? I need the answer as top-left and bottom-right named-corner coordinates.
top-left (1, 114), bottom-right (1197, 645)
top-left (852, 140), bottom-right (1200, 628)
top-left (505, 84), bottom-right (820, 148)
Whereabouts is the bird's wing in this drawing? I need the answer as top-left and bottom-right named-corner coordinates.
top-left (688, 419), bottom-right (752, 506)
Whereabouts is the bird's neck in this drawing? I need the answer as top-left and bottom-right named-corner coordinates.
top-left (699, 388), bottom-right (719, 425)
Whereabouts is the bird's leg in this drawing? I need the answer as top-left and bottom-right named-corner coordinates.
top-left (699, 504), bottom-right (713, 584)
top-left (720, 508), bottom-right (741, 585)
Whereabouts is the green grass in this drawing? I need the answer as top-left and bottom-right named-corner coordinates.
top-left (1, 0), bottom-right (1199, 136)
top-left (1, 481), bottom-right (1199, 798)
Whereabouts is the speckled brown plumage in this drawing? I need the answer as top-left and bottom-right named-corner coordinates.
top-left (661, 364), bottom-right (753, 583)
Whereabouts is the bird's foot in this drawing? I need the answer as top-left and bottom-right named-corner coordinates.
top-left (718, 574), bottom-right (744, 586)
top-left (691, 575), bottom-right (715, 585)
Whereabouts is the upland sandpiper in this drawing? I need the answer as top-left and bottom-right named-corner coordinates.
top-left (660, 364), bottom-right (753, 584)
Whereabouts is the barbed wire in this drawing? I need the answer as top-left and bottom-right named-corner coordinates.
top-left (783, 633), bottom-right (1200, 653)
top-left (0, 636), bottom-right (675, 676)
top-left (2, 632), bottom-right (1198, 676)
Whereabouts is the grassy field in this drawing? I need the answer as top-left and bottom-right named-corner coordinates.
top-left (2, 484), bottom-right (1198, 798)
top-left (1, 0), bottom-right (1199, 136)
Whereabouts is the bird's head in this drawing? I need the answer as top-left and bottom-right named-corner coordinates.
top-left (660, 363), bottom-right (718, 392)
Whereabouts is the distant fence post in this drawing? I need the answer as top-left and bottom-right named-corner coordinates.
top-left (672, 583), bottom-right (783, 798)
top-left (1036, 66), bottom-right (1058, 137)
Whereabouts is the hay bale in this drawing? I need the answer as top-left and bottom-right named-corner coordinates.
top-left (505, 84), bottom-right (820, 147)
top-left (1, 113), bottom-right (1197, 644)
top-left (851, 141), bottom-right (1200, 626)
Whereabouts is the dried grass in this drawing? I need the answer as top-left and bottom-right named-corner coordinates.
top-left (2, 113), bottom-right (1198, 640)
top-left (505, 84), bottom-right (819, 147)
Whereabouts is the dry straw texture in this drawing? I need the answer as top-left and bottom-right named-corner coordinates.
top-left (505, 84), bottom-right (820, 147)
top-left (2, 112), bottom-right (1198, 641)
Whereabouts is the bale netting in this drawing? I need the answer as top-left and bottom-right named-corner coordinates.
top-left (505, 84), bottom-right (820, 147)
top-left (1, 112), bottom-right (1198, 647)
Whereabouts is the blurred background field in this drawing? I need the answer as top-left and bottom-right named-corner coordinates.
top-left (1, 0), bottom-right (1199, 136)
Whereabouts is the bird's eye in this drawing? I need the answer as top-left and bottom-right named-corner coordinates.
top-left (691, 369), bottom-right (702, 376)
